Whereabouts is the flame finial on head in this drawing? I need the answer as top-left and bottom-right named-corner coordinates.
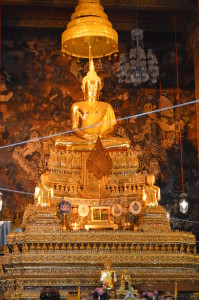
top-left (82, 58), bottom-right (101, 92)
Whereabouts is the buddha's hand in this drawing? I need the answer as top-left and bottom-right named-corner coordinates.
top-left (84, 133), bottom-right (98, 140)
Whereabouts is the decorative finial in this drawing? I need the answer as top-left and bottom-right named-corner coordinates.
top-left (82, 58), bottom-right (101, 92)
top-left (90, 58), bottom-right (95, 71)
top-left (86, 136), bottom-right (113, 180)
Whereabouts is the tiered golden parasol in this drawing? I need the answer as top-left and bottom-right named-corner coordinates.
top-left (61, 0), bottom-right (118, 58)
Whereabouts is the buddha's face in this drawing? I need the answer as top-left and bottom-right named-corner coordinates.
top-left (104, 259), bottom-right (111, 269)
top-left (41, 174), bottom-right (47, 185)
top-left (146, 174), bottom-right (155, 185)
top-left (84, 80), bottom-right (100, 102)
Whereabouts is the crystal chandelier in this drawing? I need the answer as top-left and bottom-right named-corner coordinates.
top-left (119, 28), bottom-right (159, 86)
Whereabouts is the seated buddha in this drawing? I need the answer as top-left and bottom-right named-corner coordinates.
top-left (55, 59), bottom-right (130, 151)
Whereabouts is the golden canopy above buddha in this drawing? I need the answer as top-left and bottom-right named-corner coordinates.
top-left (61, 0), bottom-right (118, 58)
top-left (56, 59), bottom-right (131, 151)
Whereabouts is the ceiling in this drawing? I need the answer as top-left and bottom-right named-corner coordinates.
top-left (1, 0), bottom-right (198, 33)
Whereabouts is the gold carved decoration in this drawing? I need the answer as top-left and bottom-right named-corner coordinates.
top-left (86, 136), bottom-right (113, 180)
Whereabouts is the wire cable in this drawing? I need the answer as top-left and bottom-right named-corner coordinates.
top-left (170, 217), bottom-right (199, 225)
top-left (0, 187), bottom-right (33, 196)
top-left (174, 8), bottom-right (184, 193)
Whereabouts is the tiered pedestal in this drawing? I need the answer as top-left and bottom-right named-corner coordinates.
top-left (1, 207), bottom-right (198, 299)
top-left (136, 206), bottom-right (171, 232)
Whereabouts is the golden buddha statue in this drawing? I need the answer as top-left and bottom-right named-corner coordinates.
top-left (55, 59), bottom-right (130, 151)
top-left (121, 270), bottom-right (131, 287)
top-left (100, 259), bottom-right (117, 290)
top-left (142, 174), bottom-right (160, 207)
top-left (117, 270), bottom-right (139, 299)
top-left (34, 173), bottom-right (54, 207)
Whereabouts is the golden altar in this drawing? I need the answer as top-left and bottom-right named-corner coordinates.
top-left (1, 1), bottom-right (199, 298)
top-left (1, 116), bottom-right (198, 299)
top-left (1, 59), bottom-right (199, 300)
top-left (1, 214), bottom-right (198, 299)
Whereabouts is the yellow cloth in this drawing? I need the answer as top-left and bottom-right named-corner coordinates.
top-left (81, 102), bottom-right (116, 136)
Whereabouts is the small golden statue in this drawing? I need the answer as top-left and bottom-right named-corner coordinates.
top-left (34, 174), bottom-right (54, 207)
top-left (117, 270), bottom-right (139, 299)
top-left (120, 270), bottom-right (132, 289)
top-left (142, 174), bottom-right (160, 207)
top-left (56, 58), bottom-right (130, 151)
top-left (100, 259), bottom-right (117, 290)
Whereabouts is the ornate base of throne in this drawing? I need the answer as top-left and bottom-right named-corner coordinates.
top-left (1, 205), bottom-right (198, 299)
top-left (136, 205), bottom-right (171, 232)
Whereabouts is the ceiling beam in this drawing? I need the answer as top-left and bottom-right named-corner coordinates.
top-left (1, 5), bottom-right (190, 32)
top-left (1, 16), bottom-right (186, 32)
top-left (1, 0), bottom-right (197, 12)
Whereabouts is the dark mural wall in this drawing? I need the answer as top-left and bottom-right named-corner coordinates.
top-left (0, 27), bottom-right (198, 240)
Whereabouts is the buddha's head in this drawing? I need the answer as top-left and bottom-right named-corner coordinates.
top-left (82, 58), bottom-right (101, 102)
top-left (41, 173), bottom-right (48, 185)
top-left (146, 174), bottom-right (155, 186)
top-left (104, 258), bottom-right (112, 269)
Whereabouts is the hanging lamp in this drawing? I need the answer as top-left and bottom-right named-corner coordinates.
top-left (61, 0), bottom-right (118, 58)
top-left (179, 193), bottom-right (189, 214)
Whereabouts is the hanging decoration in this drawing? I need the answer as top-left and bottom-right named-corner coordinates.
top-left (61, 0), bottom-right (118, 58)
top-left (118, 28), bottom-right (159, 86)
top-left (179, 193), bottom-right (189, 214)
